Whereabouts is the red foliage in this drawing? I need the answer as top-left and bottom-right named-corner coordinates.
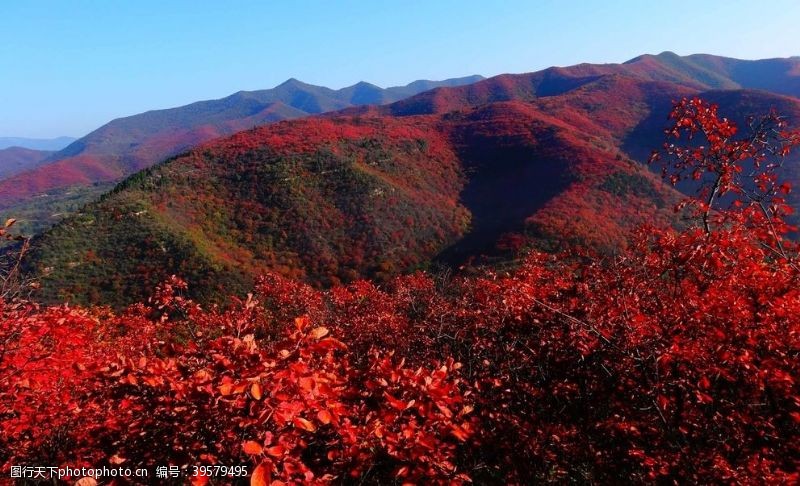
top-left (652, 97), bottom-right (800, 238)
top-left (2, 100), bottom-right (800, 483)
top-left (1, 278), bottom-right (475, 484)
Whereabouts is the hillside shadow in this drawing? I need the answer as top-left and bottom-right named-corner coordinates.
top-left (435, 135), bottom-right (571, 265)
top-left (620, 96), bottom-right (674, 164)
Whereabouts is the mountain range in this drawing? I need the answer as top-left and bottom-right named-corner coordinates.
top-left (0, 136), bottom-right (76, 151)
top-left (24, 52), bottom-right (800, 307)
top-left (0, 76), bottom-right (483, 214)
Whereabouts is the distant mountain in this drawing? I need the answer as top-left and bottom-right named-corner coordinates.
top-left (0, 75), bottom-right (484, 214)
top-left (375, 52), bottom-right (800, 117)
top-left (625, 52), bottom-right (800, 96)
top-left (0, 136), bottom-right (76, 151)
top-left (0, 147), bottom-right (52, 179)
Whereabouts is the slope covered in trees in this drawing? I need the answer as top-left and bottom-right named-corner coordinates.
top-left (26, 85), bottom-right (690, 307)
top-left (25, 63), bottom-right (800, 307)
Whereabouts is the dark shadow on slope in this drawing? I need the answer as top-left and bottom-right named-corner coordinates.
top-left (620, 91), bottom-right (678, 164)
top-left (435, 127), bottom-right (572, 265)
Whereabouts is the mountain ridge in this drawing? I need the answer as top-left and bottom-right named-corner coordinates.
top-left (34, 70), bottom-right (800, 306)
top-left (5, 52), bottom-right (800, 215)
top-left (365, 52), bottom-right (800, 119)
top-left (47, 74), bottom-right (486, 166)
top-left (0, 75), bottom-right (484, 240)
top-left (12, 52), bottom-right (800, 306)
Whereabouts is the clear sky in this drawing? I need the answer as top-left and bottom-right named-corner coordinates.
top-left (2, 0), bottom-right (799, 138)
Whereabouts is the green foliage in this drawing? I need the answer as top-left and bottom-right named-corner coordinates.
top-left (599, 171), bottom-right (666, 208)
top-left (0, 183), bottom-right (114, 246)
top-left (28, 190), bottom-right (247, 308)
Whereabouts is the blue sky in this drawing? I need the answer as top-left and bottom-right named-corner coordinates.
top-left (2, 0), bottom-right (799, 138)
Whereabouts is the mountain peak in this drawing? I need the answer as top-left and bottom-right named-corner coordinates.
top-left (623, 51), bottom-right (682, 64)
top-left (341, 81), bottom-right (386, 105)
top-left (276, 77), bottom-right (309, 89)
top-left (350, 81), bottom-right (382, 89)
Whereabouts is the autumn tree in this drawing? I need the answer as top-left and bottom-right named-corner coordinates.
top-left (651, 97), bottom-right (800, 246)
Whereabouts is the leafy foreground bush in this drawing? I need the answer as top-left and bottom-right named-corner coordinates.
top-left (1, 99), bottom-right (799, 484)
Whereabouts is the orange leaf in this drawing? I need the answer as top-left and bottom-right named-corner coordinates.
top-left (75, 478), bottom-right (98, 486)
top-left (450, 425), bottom-right (470, 442)
top-left (266, 445), bottom-right (286, 457)
top-left (243, 440), bottom-right (263, 455)
top-left (293, 416), bottom-right (317, 432)
top-left (309, 326), bottom-right (329, 340)
top-left (193, 369), bottom-right (212, 382)
top-left (317, 409), bottom-right (332, 425)
top-left (251, 462), bottom-right (271, 486)
top-left (219, 383), bottom-right (234, 396)
top-left (109, 454), bottom-right (126, 464)
top-left (294, 316), bottom-right (309, 331)
top-left (250, 382), bottom-right (263, 400)
top-left (298, 376), bottom-right (314, 392)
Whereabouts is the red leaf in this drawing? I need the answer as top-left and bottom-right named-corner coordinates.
top-left (250, 382), bottom-right (262, 400)
top-left (266, 445), bottom-right (286, 457)
top-left (243, 440), bottom-right (263, 455)
top-left (191, 475), bottom-right (209, 486)
top-left (293, 416), bottom-right (317, 432)
top-left (317, 409), bottom-right (332, 425)
top-left (250, 462), bottom-right (271, 486)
